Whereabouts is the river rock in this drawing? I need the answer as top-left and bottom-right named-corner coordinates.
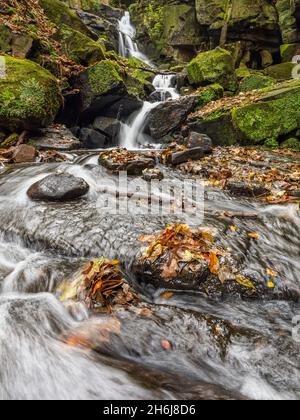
top-left (99, 150), bottom-right (155, 176)
top-left (187, 132), bottom-right (213, 154)
top-left (30, 125), bottom-right (82, 151)
top-left (226, 181), bottom-right (269, 197)
top-left (79, 128), bottom-right (107, 149)
top-left (171, 147), bottom-right (204, 165)
top-left (13, 145), bottom-right (36, 163)
top-left (146, 96), bottom-right (197, 140)
top-left (27, 174), bottom-right (89, 201)
top-left (142, 168), bottom-right (164, 182)
top-left (92, 116), bottom-right (121, 146)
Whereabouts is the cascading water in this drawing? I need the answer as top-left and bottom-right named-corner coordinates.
top-left (152, 74), bottom-right (180, 102)
top-left (118, 11), bottom-right (152, 66)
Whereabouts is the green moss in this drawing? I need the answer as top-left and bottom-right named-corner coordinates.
top-left (0, 133), bottom-right (19, 148)
top-left (87, 60), bottom-right (124, 96)
top-left (0, 56), bottom-right (62, 132)
top-left (187, 47), bottom-right (237, 91)
top-left (197, 84), bottom-right (224, 108)
top-left (281, 138), bottom-right (300, 151)
top-left (232, 85), bottom-right (300, 143)
top-left (264, 138), bottom-right (279, 149)
top-left (55, 24), bottom-right (105, 65)
top-left (143, 2), bottom-right (164, 42)
top-left (239, 75), bottom-right (276, 92)
top-left (263, 63), bottom-right (297, 81)
top-left (235, 66), bottom-right (251, 80)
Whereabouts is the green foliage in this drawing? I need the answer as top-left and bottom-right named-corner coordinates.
top-left (264, 138), bottom-right (279, 149)
top-left (143, 2), bottom-right (164, 42)
top-left (281, 138), bottom-right (300, 151)
top-left (239, 75), bottom-right (276, 93)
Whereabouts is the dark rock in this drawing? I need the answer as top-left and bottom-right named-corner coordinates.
top-left (79, 128), bottom-right (107, 149)
top-left (188, 132), bottom-right (213, 154)
top-left (30, 125), bottom-right (82, 151)
top-left (146, 96), bottom-right (197, 140)
top-left (226, 181), bottom-right (269, 197)
top-left (92, 116), bottom-right (121, 146)
top-left (171, 147), bottom-right (204, 165)
top-left (27, 174), bottom-right (89, 201)
top-left (142, 168), bottom-right (164, 182)
top-left (181, 126), bottom-right (190, 138)
top-left (13, 145), bottom-right (36, 163)
top-left (149, 91), bottom-right (172, 103)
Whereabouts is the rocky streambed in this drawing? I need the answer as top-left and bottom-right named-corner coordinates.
top-left (0, 147), bottom-right (299, 400)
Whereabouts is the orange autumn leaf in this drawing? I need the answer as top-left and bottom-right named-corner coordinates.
top-left (209, 252), bottom-right (219, 275)
top-left (230, 226), bottom-right (237, 232)
top-left (266, 268), bottom-right (278, 277)
top-left (161, 340), bottom-right (172, 350)
top-left (248, 233), bottom-right (260, 239)
top-left (160, 291), bottom-right (174, 299)
top-left (161, 258), bottom-right (179, 280)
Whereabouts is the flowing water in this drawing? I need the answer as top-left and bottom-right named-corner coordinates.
top-left (0, 154), bottom-right (299, 400)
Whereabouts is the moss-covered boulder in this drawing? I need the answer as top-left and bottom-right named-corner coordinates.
top-left (187, 48), bottom-right (237, 91)
top-left (55, 24), bottom-right (105, 66)
top-left (281, 137), bottom-right (300, 151)
top-left (263, 63), bottom-right (297, 81)
top-left (281, 44), bottom-right (300, 63)
top-left (188, 80), bottom-right (300, 146)
top-left (0, 56), bottom-right (62, 132)
top-left (76, 59), bottom-right (145, 121)
top-left (239, 74), bottom-right (276, 92)
top-left (197, 84), bottom-right (224, 108)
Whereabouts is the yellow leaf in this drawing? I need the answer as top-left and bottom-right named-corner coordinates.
top-left (267, 281), bottom-right (275, 288)
top-left (248, 233), bottom-right (259, 239)
top-left (230, 226), bottom-right (237, 232)
top-left (235, 275), bottom-right (255, 289)
top-left (266, 268), bottom-right (277, 277)
top-left (160, 292), bottom-right (174, 299)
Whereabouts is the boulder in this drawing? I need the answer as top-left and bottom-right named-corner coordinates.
top-left (79, 127), bottom-right (107, 149)
top-left (13, 145), bottom-right (36, 163)
top-left (239, 74), bottom-right (276, 92)
top-left (187, 132), bottom-right (213, 154)
top-left (197, 84), bottom-right (224, 108)
top-left (142, 168), bottom-right (164, 182)
top-left (263, 63), bottom-right (297, 81)
top-left (0, 56), bottom-right (62, 132)
top-left (146, 96), bottom-right (197, 140)
top-left (27, 173), bottom-right (89, 201)
top-left (186, 48), bottom-right (237, 91)
top-left (92, 116), bottom-right (121, 146)
top-left (171, 147), bottom-right (204, 165)
top-left (76, 60), bottom-right (144, 122)
top-left (29, 125), bottom-right (82, 151)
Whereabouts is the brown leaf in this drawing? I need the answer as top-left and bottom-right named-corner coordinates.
top-left (161, 258), bottom-right (179, 280)
top-left (161, 340), bottom-right (172, 350)
top-left (209, 252), bottom-right (220, 275)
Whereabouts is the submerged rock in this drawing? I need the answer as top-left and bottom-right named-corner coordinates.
top-left (27, 174), bottom-right (89, 201)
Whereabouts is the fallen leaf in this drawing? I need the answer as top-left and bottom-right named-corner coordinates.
top-left (267, 281), bottom-right (275, 288)
top-left (160, 292), bottom-right (174, 299)
top-left (266, 268), bottom-right (278, 277)
top-left (161, 340), bottom-right (172, 350)
top-left (161, 258), bottom-right (179, 280)
top-left (209, 252), bottom-right (219, 275)
top-left (230, 226), bottom-right (237, 232)
top-left (248, 233), bottom-right (260, 239)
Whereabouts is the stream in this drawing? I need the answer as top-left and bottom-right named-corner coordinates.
top-left (0, 11), bottom-right (299, 401)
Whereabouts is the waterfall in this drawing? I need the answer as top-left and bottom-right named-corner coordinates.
top-left (152, 74), bottom-right (180, 101)
top-left (117, 12), bottom-right (180, 150)
top-left (118, 11), bottom-right (153, 66)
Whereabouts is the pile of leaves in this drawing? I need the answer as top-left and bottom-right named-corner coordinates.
top-left (81, 258), bottom-right (139, 312)
top-left (99, 149), bottom-right (142, 165)
top-left (139, 224), bottom-right (226, 280)
top-left (179, 146), bottom-right (300, 204)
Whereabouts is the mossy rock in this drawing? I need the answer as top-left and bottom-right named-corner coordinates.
top-left (264, 137), bottom-right (279, 149)
top-left (39, 0), bottom-right (92, 37)
top-left (281, 138), bottom-right (300, 151)
top-left (55, 24), bottom-right (105, 66)
top-left (0, 24), bottom-right (13, 54)
top-left (197, 84), bottom-right (224, 108)
top-left (0, 133), bottom-right (19, 148)
top-left (280, 44), bottom-right (300, 63)
top-left (187, 47), bottom-right (237, 91)
top-left (235, 66), bottom-right (251, 80)
top-left (239, 74), bottom-right (276, 92)
top-left (263, 63), bottom-right (297, 81)
top-left (188, 80), bottom-right (300, 146)
top-left (0, 56), bottom-right (62, 132)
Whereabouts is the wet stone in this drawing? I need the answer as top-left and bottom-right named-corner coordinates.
top-left (171, 147), bottom-right (204, 165)
top-left (99, 149), bottom-right (155, 175)
top-left (27, 174), bottom-right (89, 202)
top-left (226, 181), bottom-right (269, 197)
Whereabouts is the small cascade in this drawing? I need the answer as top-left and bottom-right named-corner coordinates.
top-left (118, 11), bottom-right (152, 66)
top-left (152, 74), bottom-right (180, 101)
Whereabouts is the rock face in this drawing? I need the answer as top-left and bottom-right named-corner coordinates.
top-left (27, 174), bottom-right (89, 201)
top-left (0, 56), bottom-right (62, 132)
top-left (13, 145), bottom-right (36, 163)
top-left (146, 96), bottom-right (197, 140)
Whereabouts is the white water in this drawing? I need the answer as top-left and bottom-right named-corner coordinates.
top-left (118, 11), bottom-right (153, 66)
top-left (152, 74), bottom-right (180, 101)
top-left (120, 101), bottom-right (159, 149)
